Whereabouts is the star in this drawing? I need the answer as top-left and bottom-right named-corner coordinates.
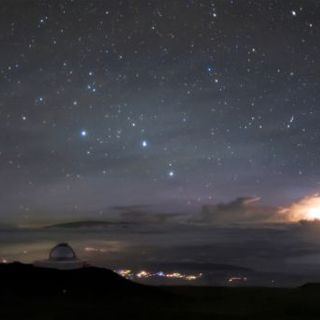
top-left (207, 66), bottom-right (214, 73)
top-left (81, 130), bottom-right (87, 137)
top-left (141, 140), bottom-right (148, 148)
top-left (168, 171), bottom-right (175, 177)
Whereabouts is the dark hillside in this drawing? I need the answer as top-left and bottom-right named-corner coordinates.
top-left (2, 263), bottom-right (320, 319)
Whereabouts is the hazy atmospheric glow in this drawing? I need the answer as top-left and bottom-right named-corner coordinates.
top-left (280, 195), bottom-right (320, 222)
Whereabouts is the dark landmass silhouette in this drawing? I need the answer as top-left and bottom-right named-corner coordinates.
top-left (0, 262), bottom-right (159, 297)
top-left (1, 263), bottom-right (320, 319)
top-left (43, 220), bottom-right (129, 229)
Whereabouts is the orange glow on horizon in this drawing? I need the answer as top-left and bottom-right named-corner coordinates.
top-left (279, 194), bottom-right (320, 222)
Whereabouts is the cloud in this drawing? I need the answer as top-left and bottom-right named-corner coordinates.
top-left (192, 197), bottom-right (284, 225)
top-left (279, 194), bottom-right (320, 222)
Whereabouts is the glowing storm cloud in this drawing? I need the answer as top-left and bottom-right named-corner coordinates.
top-left (279, 194), bottom-right (320, 222)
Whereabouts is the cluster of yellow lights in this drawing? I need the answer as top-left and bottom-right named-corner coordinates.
top-left (117, 269), bottom-right (132, 277)
top-left (228, 276), bottom-right (248, 283)
top-left (137, 270), bottom-right (150, 278)
top-left (279, 194), bottom-right (320, 222)
top-left (115, 269), bottom-right (202, 281)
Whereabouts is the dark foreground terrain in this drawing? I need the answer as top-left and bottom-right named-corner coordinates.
top-left (1, 263), bottom-right (320, 319)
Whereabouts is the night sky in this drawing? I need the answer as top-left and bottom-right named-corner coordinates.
top-left (1, 1), bottom-right (320, 279)
top-left (1, 0), bottom-right (320, 223)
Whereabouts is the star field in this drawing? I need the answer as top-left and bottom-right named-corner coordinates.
top-left (0, 0), bottom-right (320, 222)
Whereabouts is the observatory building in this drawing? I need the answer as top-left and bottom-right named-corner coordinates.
top-left (34, 243), bottom-right (87, 270)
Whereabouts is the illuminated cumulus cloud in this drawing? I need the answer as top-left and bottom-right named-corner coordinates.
top-left (194, 197), bottom-right (283, 225)
top-left (279, 194), bottom-right (320, 222)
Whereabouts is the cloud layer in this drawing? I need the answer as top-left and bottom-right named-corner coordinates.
top-left (191, 197), bottom-right (284, 225)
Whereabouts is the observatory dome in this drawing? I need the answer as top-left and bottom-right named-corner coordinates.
top-left (34, 242), bottom-right (87, 269)
top-left (49, 243), bottom-right (77, 261)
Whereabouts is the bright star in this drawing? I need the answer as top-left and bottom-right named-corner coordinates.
top-left (81, 130), bottom-right (87, 137)
top-left (169, 171), bottom-right (175, 177)
top-left (142, 140), bottom-right (148, 147)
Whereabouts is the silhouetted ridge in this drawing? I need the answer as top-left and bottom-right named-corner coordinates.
top-left (300, 283), bottom-right (320, 289)
top-left (44, 220), bottom-right (116, 229)
top-left (0, 263), bottom-right (159, 297)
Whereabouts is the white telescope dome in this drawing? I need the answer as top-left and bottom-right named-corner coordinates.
top-left (49, 243), bottom-right (77, 261)
top-left (34, 242), bottom-right (87, 269)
